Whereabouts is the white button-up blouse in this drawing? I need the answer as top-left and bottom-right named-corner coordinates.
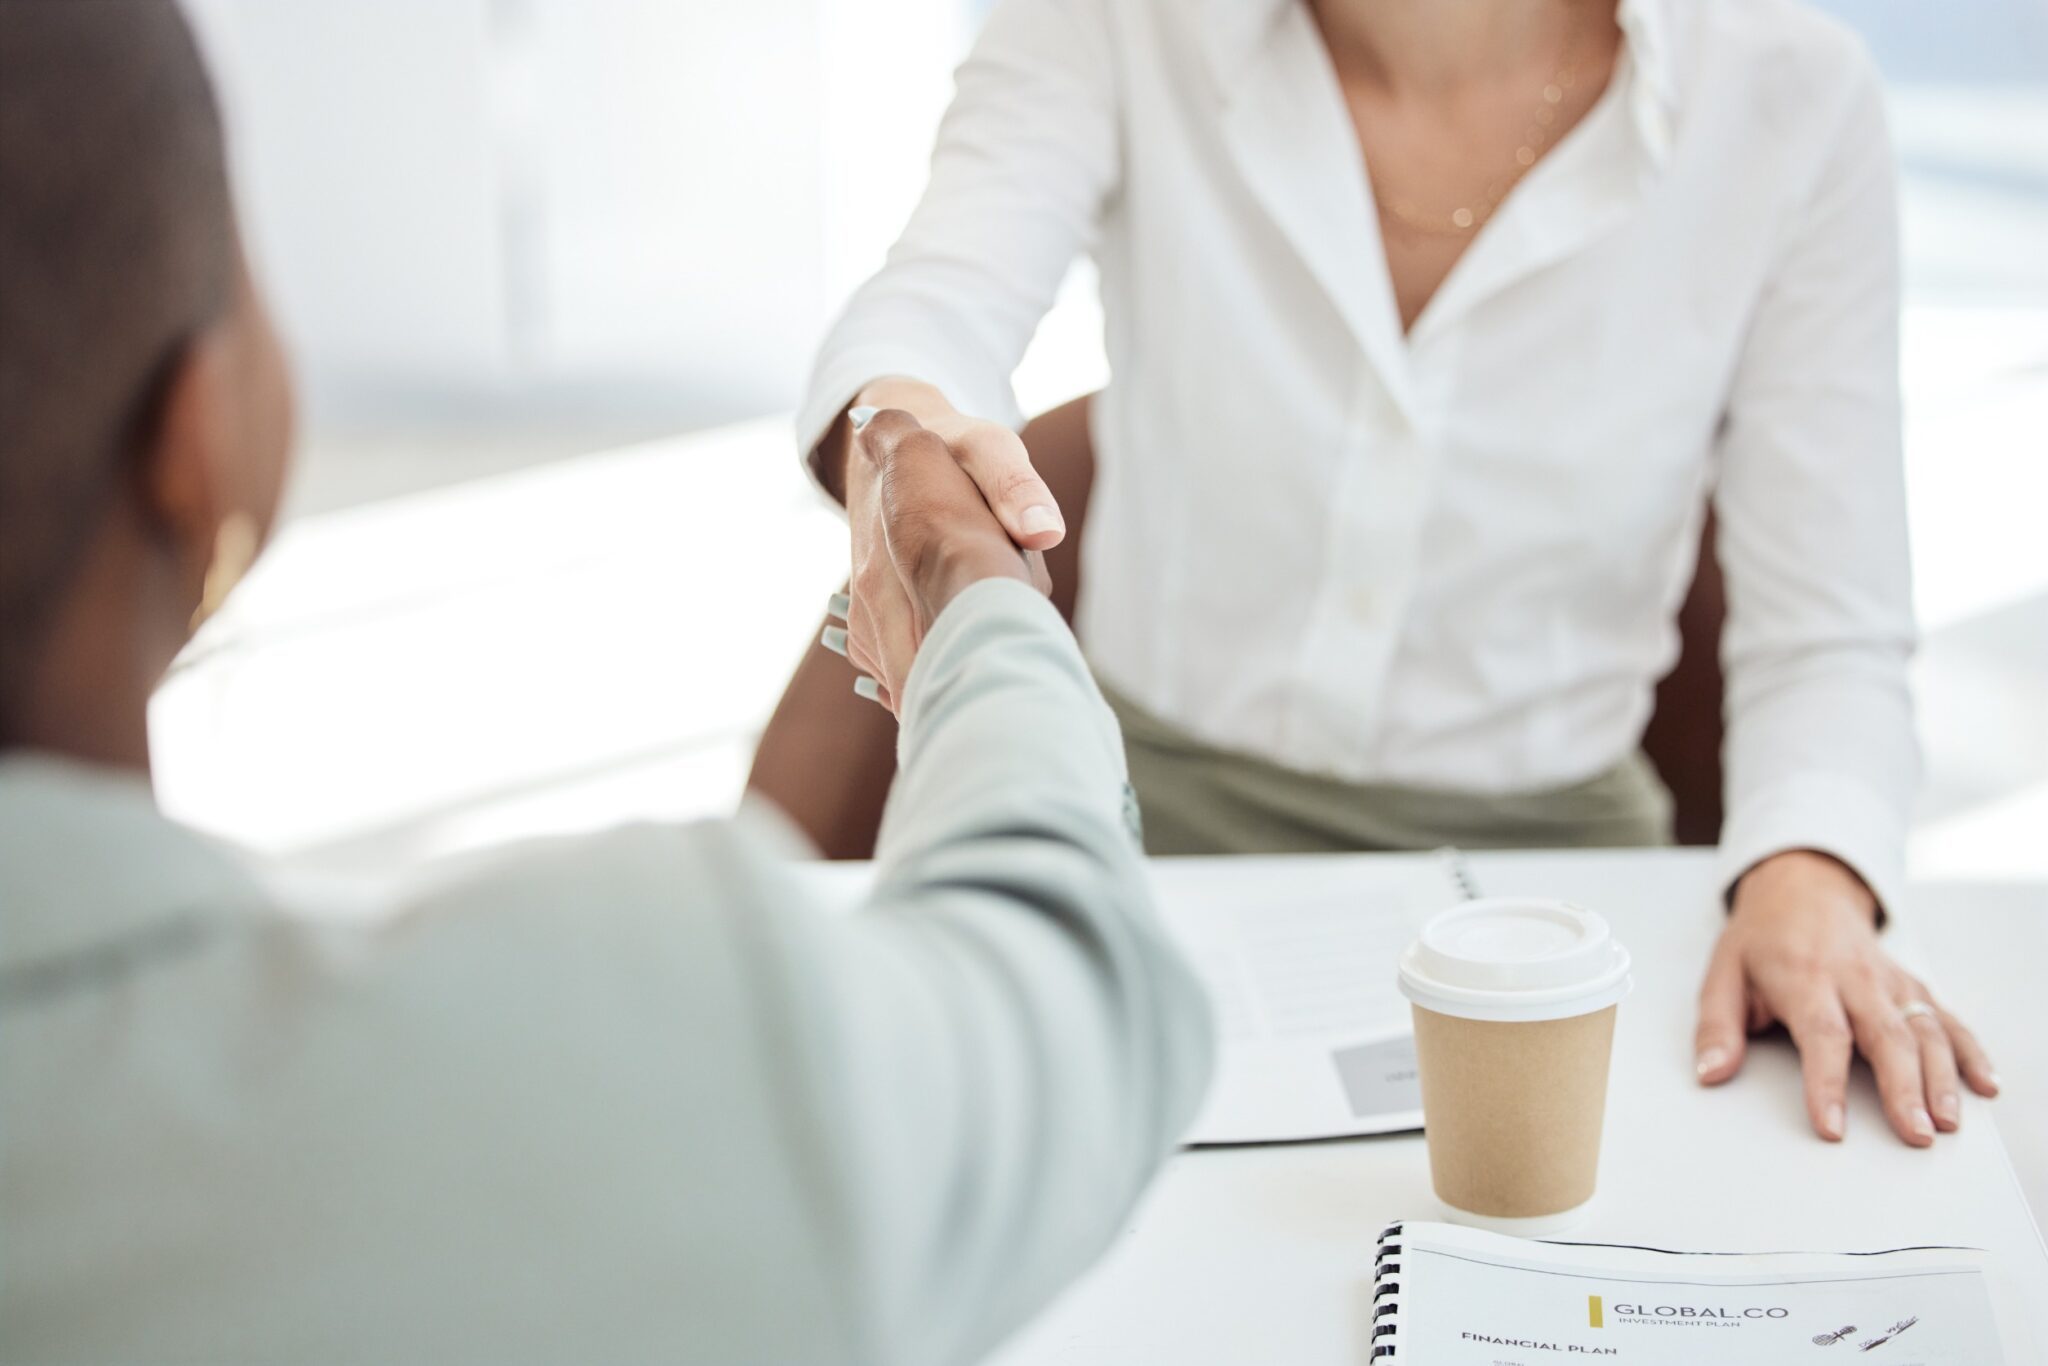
top-left (799, 0), bottom-right (1918, 906)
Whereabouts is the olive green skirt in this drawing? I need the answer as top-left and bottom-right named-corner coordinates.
top-left (1101, 681), bottom-right (1674, 856)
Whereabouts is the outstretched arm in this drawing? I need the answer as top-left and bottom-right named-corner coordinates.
top-left (800, 0), bottom-right (1120, 549)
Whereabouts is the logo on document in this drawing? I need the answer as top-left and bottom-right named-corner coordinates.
top-left (1856, 1317), bottom-right (1920, 1352)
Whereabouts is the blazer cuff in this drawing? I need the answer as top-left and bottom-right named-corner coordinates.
top-left (1715, 772), bottom-right (1909, 920)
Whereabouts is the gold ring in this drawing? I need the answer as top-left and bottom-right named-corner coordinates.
top-left (1899, 1001), bottom-right (1937, 1024)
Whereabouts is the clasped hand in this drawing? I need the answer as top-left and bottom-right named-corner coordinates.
top-left (830, 406), bottom-right (1049, 712)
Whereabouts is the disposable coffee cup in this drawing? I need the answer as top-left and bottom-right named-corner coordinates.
top-left (1398, 898), bottom-right (1631, 1236)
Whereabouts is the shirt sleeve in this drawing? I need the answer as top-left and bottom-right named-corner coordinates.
top-left (794, 0), bottom-right (1121, 474)
top-left (1710, 41), bottom-right (1919, 914)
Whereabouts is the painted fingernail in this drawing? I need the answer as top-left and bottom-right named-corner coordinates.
top-left (853, 675), bottom-right (882, 703)
top-left (820, 626), bottom-right (848, 656)
top-left (827, 593), bottom-right (850, 620)
top-left (1911, 1107), bottom-right (1935, 1140)
top-left (1695, 1048), bottom-right (1727, 1081)
top-left (848, 405), bottom-right (878, 432)
top-left (1018, 504), bottom-right (1063, 536)
top-left (1987, 1070), bottom-right (2003, 1093)
top-left (1933, 1092), bottom-right (1959, 1124)
top-left (1823, 1104), bottom-right (1845, 1140)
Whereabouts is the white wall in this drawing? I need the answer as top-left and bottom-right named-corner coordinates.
top-left (184, 0), bottom-right (968, 429)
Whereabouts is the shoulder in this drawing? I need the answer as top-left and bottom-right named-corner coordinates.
top-left (1661, 0), bottom-right (1891, 215)
top-left (1673, 0), bottom-right (1885, 135)
top-left (385, 813), bottom-right (800, 943)
top-left (231, 816), bottom-right (809, 1012)
top-left (249, 813), bottom-right (829, 1091)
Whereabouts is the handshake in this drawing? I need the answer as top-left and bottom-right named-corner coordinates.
top-left (822, 400), bottom-right (1060, 713)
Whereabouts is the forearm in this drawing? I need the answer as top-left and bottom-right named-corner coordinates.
top-left (744, 612), bottom-right (899, 858)
top-left (1718, 643), bottom-right (1918, 913)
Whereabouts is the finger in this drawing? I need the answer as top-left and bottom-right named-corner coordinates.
top-left (1844, 983), bottom-right (1934, 1147)
top-left (1781, 992), bottom-right (1854, 1142)
top-left (851, 674), bottom-right (897, 715)
top-left (1024, 548), bottom-right (1053, 598)
top-left (860, 558), bottom-right (920, 697)
top-left (841, 581), bottom-right (892, 682)
top-left (1936, 1004), bottom-right (2000, 1098)
top-left (1693, 933), bottom-right (1750, 1086)
top-left (842, 600), bottom-right (882, 678)
top-left (1909, 1009), bottom-right (1964, 1132)
top-left (875, 422), bottom-right (1034, 621)
top-left (1746, 990), bottom-right (1774, 1035)
top-left (946, 422), bottom-right (1066, 550)
top-left (845, 634), bottom-right (882, 679)
top-left (852, 405), bottom-right (920, 452)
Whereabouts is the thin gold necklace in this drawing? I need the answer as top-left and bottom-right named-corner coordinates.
top-left (1379, 41), bottom-right (1583, 237)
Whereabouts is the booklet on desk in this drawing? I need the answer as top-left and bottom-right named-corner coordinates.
top-left (1155, 855), bottom-right (1465, 1145)
top-left (1370, 1220), bottom-right (2009, 1363)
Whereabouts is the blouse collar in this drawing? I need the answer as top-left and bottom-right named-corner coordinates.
top-left (1196, 0), bottom-right (1681, 166)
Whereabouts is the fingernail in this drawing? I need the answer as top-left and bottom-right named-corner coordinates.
top-left (1987, 1070), bottom-right (2003, 1093)
top-left (853, 675), bottom-right (882, 702)
top-left (1018, 504), bottom-right (1063, 536)
top-left (827, 593), bottom-right (850, 620)
top-left (1911, 1107), bottom-right (1935, 1139)
top-left (848, 405), bottom-right (878, 432)
top-left (820, 626), bottom-right (848, 656)
top-left (1823, 1104), bottom-right (1845, 1140)
top-left (1695, 1047), bottom-right (1727, 1081)
top-left (1933, 1092), bottom-right (1959, 1124)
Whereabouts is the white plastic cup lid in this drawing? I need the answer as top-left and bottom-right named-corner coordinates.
top-left (1398, 897), bottom-right (1632, 1023)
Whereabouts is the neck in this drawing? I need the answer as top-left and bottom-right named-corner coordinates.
top-left (1315, 0), bottom-right (1603, 93)
top-left (5, 509), bottom-right (192, 780)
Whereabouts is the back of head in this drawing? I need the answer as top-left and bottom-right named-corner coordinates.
top-left (0, 0), bottom-right (236, 725)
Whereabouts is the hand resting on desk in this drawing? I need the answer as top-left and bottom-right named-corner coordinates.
top-left (1697, 849), bottom-right (2000, 1148)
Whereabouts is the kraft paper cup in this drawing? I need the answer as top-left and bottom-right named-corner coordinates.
top-left (1398, 898), bottom-right (1632, 1236)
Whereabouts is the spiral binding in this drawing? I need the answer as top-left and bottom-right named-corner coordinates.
top-left (1371, 1221), bottom-right (1404, 1359)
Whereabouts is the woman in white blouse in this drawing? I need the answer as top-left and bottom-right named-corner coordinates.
top-left (761, 0), bottom-right (2002, 1148)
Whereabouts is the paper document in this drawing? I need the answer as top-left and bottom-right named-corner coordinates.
top-left (1376, 1221), bottom-right (2009, 1363)
top-left (1153, 857), bottom-right (1460, 1145)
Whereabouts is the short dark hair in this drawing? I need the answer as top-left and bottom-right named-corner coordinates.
top-left (0, 0), bottom-right (237, 718)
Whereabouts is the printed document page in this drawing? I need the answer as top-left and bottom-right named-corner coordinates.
top-left (1389, 1222), bottom-right (2006, 1364)
top-left (1154, 857), bottom-right (1457, 1144)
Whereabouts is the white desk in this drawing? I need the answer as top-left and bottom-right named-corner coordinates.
top-left (990, 849), bottom-right (2048, 1364)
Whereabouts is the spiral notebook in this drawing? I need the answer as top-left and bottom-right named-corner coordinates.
top-left (1370, 1221), bottom-right (2007, 1362)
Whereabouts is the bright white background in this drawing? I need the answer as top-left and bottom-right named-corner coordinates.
top-left (155, 0), bottom-right (2048, 882)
